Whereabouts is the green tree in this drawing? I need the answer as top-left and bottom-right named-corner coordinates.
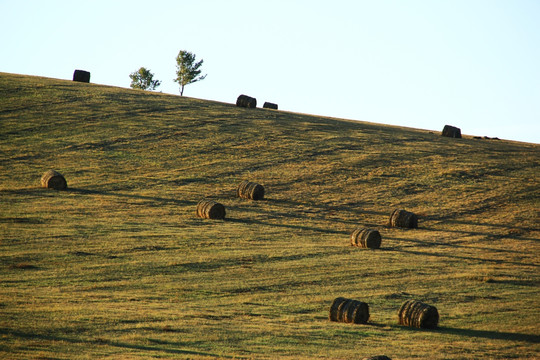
top-left (129, 67), bottom-right (161, 91)
top-left (174, 50), bottom-right (207, 96)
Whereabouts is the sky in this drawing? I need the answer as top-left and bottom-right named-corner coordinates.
top-left (1, 0), bottom-right (539, 143)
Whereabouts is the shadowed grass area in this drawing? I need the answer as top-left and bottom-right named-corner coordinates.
top-left (1, 72), bottom-right (539, 359)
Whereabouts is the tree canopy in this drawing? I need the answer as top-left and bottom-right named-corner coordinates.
top-left (129, 67), bottom-right (161, 91)
top-left (174, 50), bottom-right (206, 96)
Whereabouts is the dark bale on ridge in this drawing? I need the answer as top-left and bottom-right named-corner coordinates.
top-left (263, 102), bottom-right (278, 110)
top-left (236, 94), bottom-right (257, 108)
top-left (442, 125), bottom-right (462, 138)
top-left (73, 70), bottom-right (91, 83)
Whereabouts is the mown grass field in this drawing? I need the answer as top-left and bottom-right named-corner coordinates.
top-left (1, 72), bottom-right (539, 359)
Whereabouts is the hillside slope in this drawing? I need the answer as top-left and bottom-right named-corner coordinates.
top-left (1, 72), bottom-right (539, 359)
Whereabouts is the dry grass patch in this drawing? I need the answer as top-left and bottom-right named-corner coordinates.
top-left (1, 72), bottom-right (539, 359)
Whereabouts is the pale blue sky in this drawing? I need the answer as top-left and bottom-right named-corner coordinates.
top-left (2, 0), bottom-right (539, 143)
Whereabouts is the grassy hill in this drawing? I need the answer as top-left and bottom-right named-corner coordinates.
top-left (1, 72), bottom-right (539, 359)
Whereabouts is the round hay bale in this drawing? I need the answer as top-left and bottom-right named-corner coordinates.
top-left (348, 300), bottom-right (370, 324)
top-left (40, 170), bottom-right (67, 190)
top-left (442, 125), bottom-right (462, 138)
top-left (337, 298), bottom-right (353, 323)
top-left (351, 228), bottom-right (382, 249)
top-left (329, 297), bottom-right (369, 324)
top-left (263, 102), bottom-right (278, 110)
top-left (389, 209), bottom-right (418, 229)
top-left (196, 199), bottom-right (226, 220)
top-left (398, 299), bottom-right (439, 329)
top-left (73, 69), bottom-right (91, 83)
top-left (362, 356), bottom-right (392, 360)
top-left (237, 180), bottom-right (265, 200)
top-left (329, 297), bottom-right (347, 321)
top-left (236, 94), bottom-right (257, 108)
